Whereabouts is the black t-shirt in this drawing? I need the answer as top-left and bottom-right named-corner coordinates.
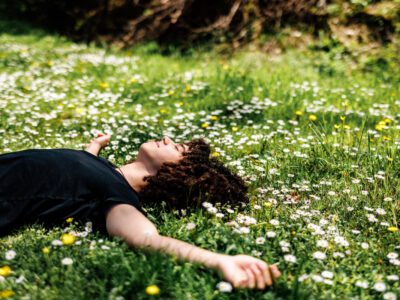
top-left (0, 149), bottom-right (146, 236)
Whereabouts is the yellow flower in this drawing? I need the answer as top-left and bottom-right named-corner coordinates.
top-left (76, 108), bottom-right (85, 115)
top-left (388, 227), bottom-right (398, 232)
top-left (179, 101), bottom-right (183, 106)
top-left (334, 124), bottom-right (340, 129)
top-left (47, 61), bottom-right (53, 66)
top-left (343, 125), bottom-right (350, 129)
top-left (211, 116), bottom-right (219, 121)
top-left (98, 82), bottom-right (109, 88)
top-left (168, 90), bottom-right (174, 96)
top-left (185, 86), bottom-right (191, 92)
top-left (340, 116), bottom-right (346, 121)
top-left (222, 64), bottom-right (232, 70)
top-left (309, 115), bottom-right (317, 121)
top-left (295, 110), bottom-right (303, 116)
top-left (291, 231), bottom-right (296, 235)
top-left (388, 157), bottom-right (393, 162)
top-left (375, 121), bottom-right (387, 131)
top-left (384, 118), bottom-right (392, 124)
top-left (232, 127), bottom-right (238, 132)
top-left (0, 266), bottom-right (11, 277)
top-left (62, 233), bottom-right (76, 245)
top-left (201, 123), bottom-right (209, 128)
top-left (383, 136), bottom-right (392, 141)
top-left (264, 202), bottom-right (272, 207)
top-left (0, 290), bottom-right (14, 298)
top-left (66, 217), bottom-right (74, 223)
top-left (211, 151), bottom-right (220, 157)
top-left (42, 247), bottom-right (50, 254)
top-left (160, 109), bottom-right (167, 114)
top-left (342, 101), bottom-right (349, 106)
top-left (145, 285), bottom-right (160, 295)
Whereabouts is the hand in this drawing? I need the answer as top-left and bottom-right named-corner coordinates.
top-left (216, 254), bottom-right (281, 290)
top-left (88, 134), bottom-right (112, 148)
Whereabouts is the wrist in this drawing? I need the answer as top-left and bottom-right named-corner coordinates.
top-left (212, 253), bottom-right (229, 270)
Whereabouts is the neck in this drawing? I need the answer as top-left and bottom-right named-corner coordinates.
top-left (117, 160), bottom-right (157, 192)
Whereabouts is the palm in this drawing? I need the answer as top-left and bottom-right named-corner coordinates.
top-left (217, 254), bottom-right (280, 290)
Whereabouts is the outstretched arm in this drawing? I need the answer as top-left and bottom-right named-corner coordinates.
top-left (106, 204), bottom-right (281, 290)
top-left (85, 134), bottom-right (111, 156)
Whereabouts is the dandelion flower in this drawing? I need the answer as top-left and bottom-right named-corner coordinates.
top-left (0, 290), bottom-right (14, 298)
top-left (0, 266), bottom-right (11, 277)
top-left (216, 281), bottom-right (232, 292)
top-left (145, 285), bottom-right (160, 295)
top-left (62, 233), bottom-right (76, 245)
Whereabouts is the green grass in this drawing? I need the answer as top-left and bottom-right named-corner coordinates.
top-left (0, 19), bottom-right (399, 299)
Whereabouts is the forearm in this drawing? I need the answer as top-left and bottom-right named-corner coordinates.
top-left (85, 143), bottom-right (101, 156)
top-left (135, 234), bottom-right (223, 270)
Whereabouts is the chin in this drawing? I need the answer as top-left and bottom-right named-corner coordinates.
top-left (138, 142), bottom-right (156, 159)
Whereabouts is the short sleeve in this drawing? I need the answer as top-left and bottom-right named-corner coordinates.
top-left (103, 194), bottom-right (147, 218)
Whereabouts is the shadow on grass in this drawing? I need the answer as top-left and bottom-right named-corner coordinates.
top-left (0, 16), bottom-right (51, 37)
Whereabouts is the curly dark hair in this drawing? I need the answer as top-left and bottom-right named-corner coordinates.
top-left (137, 138), bottom-right (249, 211)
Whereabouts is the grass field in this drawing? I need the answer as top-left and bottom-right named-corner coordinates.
top-left (0, 20), bottom-right (399, 299)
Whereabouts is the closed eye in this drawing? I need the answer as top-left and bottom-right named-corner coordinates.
top-left (175, 143), bottom-right (185, 153)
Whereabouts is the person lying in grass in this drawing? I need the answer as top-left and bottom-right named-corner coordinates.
top-left (0, 134), bottom-right (281, 290)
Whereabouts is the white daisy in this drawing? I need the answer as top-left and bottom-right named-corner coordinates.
top-left (284, 254), bottom-right (297, 263)
top-left (374, 282), bottom-right (386, 292)
top-left (5, 250), bottom-right (16, 260)
top-left (313, 251), bottom-right (326, 260)
top-left (61, 257), bottom-right (73, 265)
top-left (217, 281), bottom-right (232, 292)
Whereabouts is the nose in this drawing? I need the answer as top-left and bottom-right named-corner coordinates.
top-left (162, 136), bottom-right (174, 145)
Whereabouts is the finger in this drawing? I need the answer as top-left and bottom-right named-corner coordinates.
top-left (250, 264), bottom-right (265, 290)
top-left (245, 268), bottom-right (255, 289)
top-left (270, 264), bottom-right (281, 279)
top-left (257, 261), bottom-right (273, 286)
top-left (234, 274), bottom-right (248, 289)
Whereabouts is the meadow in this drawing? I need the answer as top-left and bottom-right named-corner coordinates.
top-left (0, 20), bottom-right (399, 299)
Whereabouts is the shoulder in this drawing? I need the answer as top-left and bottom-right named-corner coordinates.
top-left (105, 204), bottom-right (158, 240)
